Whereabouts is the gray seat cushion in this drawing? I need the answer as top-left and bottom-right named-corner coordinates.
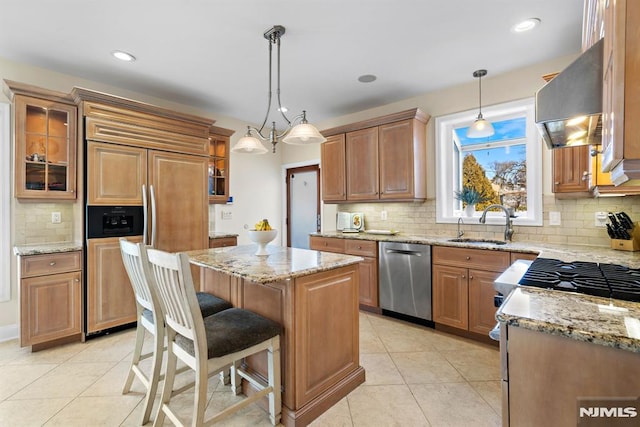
top-left (175, 308), bottom-right (282, 358)
top-left (142, 292), bottom-right (232, 324)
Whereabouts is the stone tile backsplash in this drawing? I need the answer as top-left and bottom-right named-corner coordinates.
top-left (338, 195), bottom-right (640, 247)
top-left (14, 202), bottom-right (74, 244)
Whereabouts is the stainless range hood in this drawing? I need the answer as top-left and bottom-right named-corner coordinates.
top-left (535, 38), bottom-right (603, 149)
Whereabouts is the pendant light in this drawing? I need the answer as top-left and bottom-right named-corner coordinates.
top-left (467, 69), bottom-right (495, 138)
top-left (232, 25), bottom-right (326, 154)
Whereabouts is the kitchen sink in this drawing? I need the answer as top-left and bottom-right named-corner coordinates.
top-left (447, 238), bottom-right (508, 245)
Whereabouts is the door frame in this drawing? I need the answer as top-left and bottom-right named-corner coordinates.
top-left (281, 160), bottom-right (320, 248)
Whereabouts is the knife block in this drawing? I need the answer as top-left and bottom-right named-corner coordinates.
top-left (610, 222), bottom-right (640, 251)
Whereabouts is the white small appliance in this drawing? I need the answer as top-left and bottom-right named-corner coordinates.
top-left (336, 212), bottom-right (364, 232)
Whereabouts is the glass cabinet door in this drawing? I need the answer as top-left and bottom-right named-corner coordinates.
top-left (208, 131), bottom-right (230, 204)
top-left (16, 95), bottom-right (77, 199)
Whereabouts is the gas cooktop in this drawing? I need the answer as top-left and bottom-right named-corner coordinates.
top-left (519, 258), bottom-right (640, 303)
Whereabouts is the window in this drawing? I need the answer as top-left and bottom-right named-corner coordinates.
top-left (436, 98), bottom-right (542, 226)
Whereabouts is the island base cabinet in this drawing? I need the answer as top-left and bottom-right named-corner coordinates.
top-left (505, 325), bottom-right (640, 427)
top-left (201, 264), bottom-right (365, 427)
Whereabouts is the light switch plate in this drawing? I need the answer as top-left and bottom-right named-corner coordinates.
top-left (549, 211), bottom-right (561, 226)
top-left (381, 211), bottom-right (388, 221)
top-left (221, 210), bottom-right (232, 220)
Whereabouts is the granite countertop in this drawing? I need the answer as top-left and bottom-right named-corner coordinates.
top-left (312, 231), bottom-right (640, 268)
top-left (14, 241), bottom-right (83, 256)
top-left (186, 244), bottom-right (363, 284)
top-left (497, 287), bottom-right (640, 353)
top-left (209, 232), bottom-right (239, 239)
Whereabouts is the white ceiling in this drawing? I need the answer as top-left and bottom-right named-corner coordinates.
top-left (0, 0), bottom-right (584, 124)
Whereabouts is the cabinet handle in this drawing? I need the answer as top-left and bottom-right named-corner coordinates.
top-left (357, 246), bottom-right (362, 249)
top-left (465, 256), bottom-right (471, 260)
top-left (469, 275), bottom-right (474, 280)
top-left (462, 274), bottom-right (466, 279)
top-left (49, 261), bottom-right (56, 266)
top-left (554, 181), bottom-right (560, 185)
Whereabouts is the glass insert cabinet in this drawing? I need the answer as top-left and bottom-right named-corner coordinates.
top-left (14, 94), bottom-right (77, 199)
top-left (208, 126), bottom-right (233, 204)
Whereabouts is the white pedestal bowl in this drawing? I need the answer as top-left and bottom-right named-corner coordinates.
top-left (247, 229), bottom-right (278, 256)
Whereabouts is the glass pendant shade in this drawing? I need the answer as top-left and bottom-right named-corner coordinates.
top-left (466, 115), bottom-right (495, 138)
top-left (282, 122), bottom-right (327, 145)
top-left (231, 133), bottom-right (268, 154)
top-left (467, 69), bottom-right (495, 138)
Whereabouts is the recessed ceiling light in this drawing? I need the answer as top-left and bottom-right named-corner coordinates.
top-left (358, 74), bottom-right (377, 83)
top-left (111, 50), bottom-right (136, 62)
top-left (512, 18), bottom-right (541, 33)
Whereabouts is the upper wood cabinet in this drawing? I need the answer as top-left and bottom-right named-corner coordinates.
top-left (552, 145), bottom-right (590, 196)
top-left (320, 109), bottom-right (429, 203)
top-left (600, 0), bottom-right (640, 185)
top-left (4, 81), bottom-right (78, 200)
top-left (208, 126), bottom-right (234, 204)
top-left (321, 135), bottom-right (346, 201)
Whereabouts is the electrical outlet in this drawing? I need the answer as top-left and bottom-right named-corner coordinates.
top-left (51, 212), bottom-right (61, 224)
top-left (594, 211), bottom-right (608, 227)
top-left (381, 210), bottom-right (388, 221)
top-left (221, 210), bottom-right (232, 220)
top-left (549, 211), bottom-right (561, 226)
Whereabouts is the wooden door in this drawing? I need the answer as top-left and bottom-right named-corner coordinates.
top-left (357, 257), bottom-right (378, 308)
top-left (346, 127), bottom-right (379, 200)
top-left (467, 269), bottom-right (501, 335)
top-left (86, 236), bottom-right (140, 333)
top-left (552, 145), bottom-right (589, 193)
top-left (432, 264), bottom-right (468, 330)
top-left (20, 271), bottom-right (81, 346)
top-left (148, 150), bottom-right (208, 252)
top-left (320, 134), bottom-right (346, 202)
top-left (378, 119), bottom-right (418, 199)
top-left (86, 141), bottom-right (147, 205)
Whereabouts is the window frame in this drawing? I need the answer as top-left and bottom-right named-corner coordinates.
top-left (435, 97), bottom-right (543, 226)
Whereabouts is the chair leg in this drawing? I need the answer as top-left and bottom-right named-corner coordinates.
top-left (122, 319), bottom-right (146, 394)
top-left (230, 360), bottom-right (242, 396)
top-left (153, 340), bottom-right (178, 427)
top-left (140, 325), bottom-right (164, 424)
top-left (192, 357), bottom-right (209, 427)
top-left (268, 337), bottom-right (282, 426)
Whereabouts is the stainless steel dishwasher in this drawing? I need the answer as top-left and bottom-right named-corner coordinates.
top-left (379, 242), bottom-right (432, 322)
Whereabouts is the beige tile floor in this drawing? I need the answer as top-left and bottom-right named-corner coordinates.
top-left (0, 312), bottom-right (501, 426)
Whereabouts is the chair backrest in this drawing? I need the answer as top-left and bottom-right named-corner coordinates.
top-left (119, 238), bottom-right (160, 314)
top-left (145, 247), bottom-right (206, 353)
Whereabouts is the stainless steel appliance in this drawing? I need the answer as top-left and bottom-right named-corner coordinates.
top-left (535, 38), bottom-right (603, 149)
top-left (378, 242), bottom-right (432, 323)
top-left (490, 257), bottom-right (640, 340)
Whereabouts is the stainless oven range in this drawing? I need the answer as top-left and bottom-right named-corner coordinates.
top-left (490, 257), bottom-right (640, 340)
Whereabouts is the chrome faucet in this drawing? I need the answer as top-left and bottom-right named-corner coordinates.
top-left (479, 204), bottom-right (514, 242)
top-left (457, 217), bottom-right (464, 238)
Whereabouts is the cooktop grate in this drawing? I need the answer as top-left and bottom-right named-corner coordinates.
top-left (519, 258), bottom-right (640, 303)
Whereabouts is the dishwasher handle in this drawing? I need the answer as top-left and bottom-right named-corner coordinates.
top-left (384, 249), bottom-right (423, 256)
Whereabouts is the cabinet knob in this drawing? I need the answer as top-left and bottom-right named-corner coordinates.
top-left (554, 181), bottom-right (560, 185)
top-left (461, 274), bottom-right (466, 279)
top-left (357, 245), bottom-right (362, 249)
top-left (469, 275), bottom-right (474, 280)
top-left (49, 261), bottom-right (56, 266)
top-left (465, 256), bottom-right (471, 260)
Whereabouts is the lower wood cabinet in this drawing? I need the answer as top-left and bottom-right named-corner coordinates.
top-left (19, 251), bottom-right (82, 348)
top-left (208, 236), bottom-right (237, 248)
top-left (309, 236), bottom-right (378, 310)
top-left (432, 246), bottom-right (510, 336)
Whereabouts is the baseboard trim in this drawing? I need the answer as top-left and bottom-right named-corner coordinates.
top-left (0, 324), bottom-right (19, 343)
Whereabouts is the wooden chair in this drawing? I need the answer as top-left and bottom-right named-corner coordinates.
top-left (144, 246), bottom-right (282, 427)
top-left (119, 238), bottom-right (232, 425)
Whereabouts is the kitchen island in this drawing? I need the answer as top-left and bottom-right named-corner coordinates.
top-left (186, 244), bottom-right (365, 427)
top-left (496, 287), bottom-right (640, 426)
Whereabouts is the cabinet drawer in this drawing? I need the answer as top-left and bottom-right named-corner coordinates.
top-left (21, 251), bottom-right (82, 278)
top-left (345, 239), bottom-right (377, 257)
top-left (209, 237), bottom-right (237, 248)
top-left (432, 246), bottom-right (510, 271)
top-left (309, 236), bottom-right (345, 254)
